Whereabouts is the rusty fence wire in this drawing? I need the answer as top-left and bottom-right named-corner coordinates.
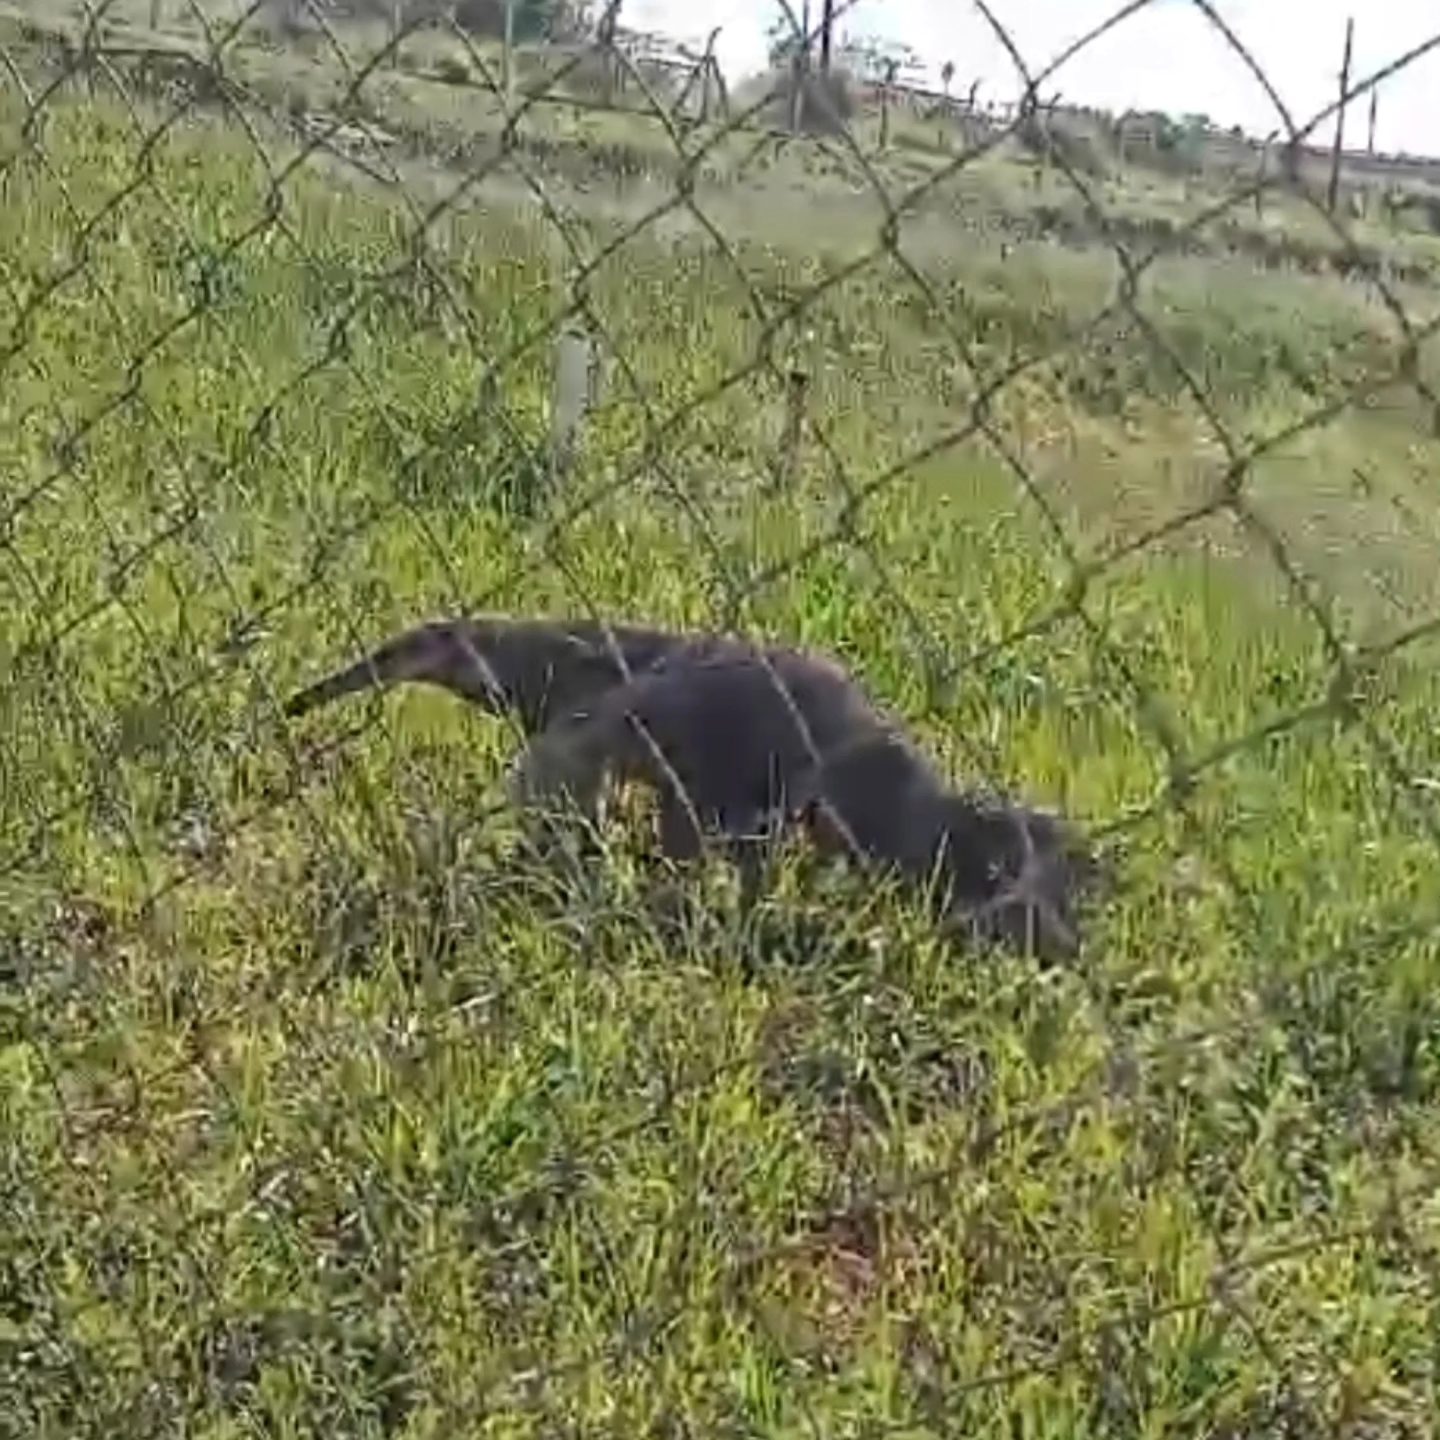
top-left (3, 0), bottom-right (1440, 1432)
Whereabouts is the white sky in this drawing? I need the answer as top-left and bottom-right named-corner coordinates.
top-left (624, 0), bottom-right (1440, 158)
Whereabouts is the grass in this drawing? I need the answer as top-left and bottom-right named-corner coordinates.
top-left (10, 0), bottom-right (1440, 279)
top-left (2, 55), bottom-right (1440, 1439)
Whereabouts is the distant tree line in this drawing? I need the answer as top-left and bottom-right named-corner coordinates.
top-left (299, 0), bottom-right (598, 42)
top-left (448, 0), bottom-right (592, 42)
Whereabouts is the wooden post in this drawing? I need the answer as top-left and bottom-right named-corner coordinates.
top-left (1367, 87), bottom-right (1378, 155)
top-left (551, 323), bottom-right (596, 486)
top-left (598, 0), bottom-right (622, 107)
top-left (701, 27), bottom-right (720, 123)
top-left (1327, 16), bottom-right (1354, 214)
top-left (879, 58), bottom-right (896, 150)
top-left (680, 27), bottom-right (721, 125)
top-left (788, 0), bottom-right (809, 134)
top-left (1282, 135), bottom-right (1301, 188)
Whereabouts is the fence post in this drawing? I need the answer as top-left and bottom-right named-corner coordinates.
top-left (599, 0), bottom-right (622, 106)
top-left (699, 27), bottom-right (720, 124)
top-left (1327, 16), bottom-right (1354, 213)
top-left (551, 322), bottom-right (598, 486)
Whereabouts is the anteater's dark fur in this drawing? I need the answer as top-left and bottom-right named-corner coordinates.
top-left (285, 614), bottom-right (1100, 958)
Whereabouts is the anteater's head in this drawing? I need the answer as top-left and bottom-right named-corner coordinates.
top-left (928, 797), bottom-right (1106, 962)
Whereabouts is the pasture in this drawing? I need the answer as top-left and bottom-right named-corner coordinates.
top-left (2, 11), bottom-right (1440, 1434)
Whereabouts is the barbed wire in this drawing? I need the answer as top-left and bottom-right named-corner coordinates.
top-left (4, 0), bottom-right (1440, 1432)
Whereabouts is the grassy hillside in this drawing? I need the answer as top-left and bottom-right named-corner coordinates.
top-left (3, 27), bottom-right (1440, 1439)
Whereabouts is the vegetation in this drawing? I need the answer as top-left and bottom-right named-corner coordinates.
top-left (3, 15), bottom-right (1440, 1436)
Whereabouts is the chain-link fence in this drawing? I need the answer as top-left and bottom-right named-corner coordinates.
top-left (4, 0), bottom-right (1440, 1432)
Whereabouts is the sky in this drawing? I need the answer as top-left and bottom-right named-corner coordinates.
top-left (623, 0), bottom-right (1440, 159)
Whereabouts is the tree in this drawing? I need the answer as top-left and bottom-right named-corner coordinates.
top-left (1151, 110), bottom-right (1210, 172)
top-left (837, 33), bottom-right (922, 86)
top-left (940, 59), bottom-right (954, 98)
top-left (450, 0), bottom-right (603, 41)
top-left (765, 4), bottom-right (810, 69)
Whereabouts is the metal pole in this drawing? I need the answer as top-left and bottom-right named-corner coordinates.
top-left (1327, 16), bottom-right (1354, 213)
top-left (503, 0), bottom-right (514, 105)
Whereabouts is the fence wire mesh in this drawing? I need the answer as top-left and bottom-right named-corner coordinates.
top-left (3, 0), bottom-right (1440, 1432)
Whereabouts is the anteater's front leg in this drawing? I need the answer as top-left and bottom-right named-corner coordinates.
top-left (506, 718), bottom-right (610, 877)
